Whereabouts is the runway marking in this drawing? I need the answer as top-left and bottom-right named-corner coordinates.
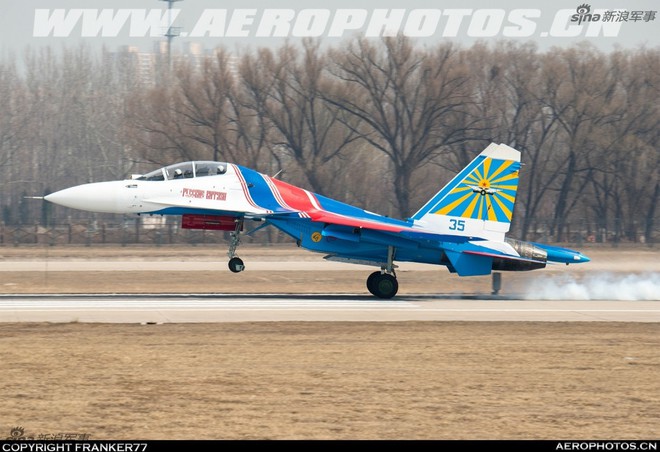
top-left (1, 295), bottom-right (659, 322)
top-left (1, 300), bottom-right (659, 313)
top-left (0, 299), bottom-right (418, 310)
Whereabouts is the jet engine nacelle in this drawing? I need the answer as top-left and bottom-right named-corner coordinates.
top-left (492, 238), bottom-right (547, 271)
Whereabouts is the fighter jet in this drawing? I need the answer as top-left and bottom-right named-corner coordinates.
top-left (469, 185), bottom-right (501, 196)
top-left (45, 143), bottom-right (590, 298)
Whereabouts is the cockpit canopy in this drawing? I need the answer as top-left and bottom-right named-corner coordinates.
top-left (136, 161), bottom-right (228, 181)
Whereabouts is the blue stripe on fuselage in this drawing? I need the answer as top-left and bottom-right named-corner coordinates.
top-left (235, 165), bottom-right (289, 212)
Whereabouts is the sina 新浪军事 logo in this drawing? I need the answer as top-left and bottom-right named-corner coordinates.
top-left (7, 426), bottom-right (33, 440)
top-left (570, 4), bottom-right (657, 24)
top-left (6, 425), bottom-right (91, 440)
top-left (571, 4), bottom-right (599, 25)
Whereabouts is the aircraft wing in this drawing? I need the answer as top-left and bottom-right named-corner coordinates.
top-left (307, 210), bottom-right (411, 233)
top-left (305, 209), bottom-right (471, 243)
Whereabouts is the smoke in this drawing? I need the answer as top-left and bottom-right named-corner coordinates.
top-left (524, 273), bottom-right (660, 301)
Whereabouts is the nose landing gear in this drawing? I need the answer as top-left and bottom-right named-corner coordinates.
top-left (227, 219), bottom-right (245, 273)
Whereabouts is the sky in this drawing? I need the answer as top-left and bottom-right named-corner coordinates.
top-left (1, 0), bottom-right (658, 57)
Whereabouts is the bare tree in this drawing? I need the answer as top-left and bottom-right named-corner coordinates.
top-left (174, 49), bottom-right (235, 162)
top-left (538, 45), bottom-right (623, 241)
top-left (324, 36), bottom-right (475, 217)
top-left (595, 48), bottom-right (660, 244)
top-left (212, 50), bottom-right (271, 171)
top-left (0, 56), bottom-right (27, 224)
top-left (238, 40), bottom-right (360, 193)
top-left (0, 39), bottom-right (656, 242)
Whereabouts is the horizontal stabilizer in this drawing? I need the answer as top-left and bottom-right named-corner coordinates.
top-left (444, 250), bottom-right (492, 276)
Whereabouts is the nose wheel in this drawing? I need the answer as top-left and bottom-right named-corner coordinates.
top-left (227, 219), bottom-right (245, 273)
top-left (228, 257), bottom-right (245, 273)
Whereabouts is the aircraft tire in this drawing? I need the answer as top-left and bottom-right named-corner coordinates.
top-left (228, 257), bottom-right (245, 273)
top-left (366, 271), bottom-right (381, 295)
top-left (370, 273), bottom-right (398, 299)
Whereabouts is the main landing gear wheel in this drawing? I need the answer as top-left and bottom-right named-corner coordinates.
top-left (366, 246), bottom-right (399, 299)
top-left (366, 272), bottom-right (398, 299)
top-left (366, 271), bottom-right (380, 294)
top-left (228, 257), bottom-right (245, 273)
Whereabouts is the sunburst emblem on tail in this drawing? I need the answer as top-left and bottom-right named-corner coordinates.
top-left (434, 156), bottom-right (520, 223)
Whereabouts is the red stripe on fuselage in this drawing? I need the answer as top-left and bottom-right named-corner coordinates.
top-left (270, 178), bottom-right (320, 213)
top-left (270, 177), bottom-right (407, 233)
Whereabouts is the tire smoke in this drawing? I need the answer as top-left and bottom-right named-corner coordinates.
top-left (524, 273), bottom-right (660, 300)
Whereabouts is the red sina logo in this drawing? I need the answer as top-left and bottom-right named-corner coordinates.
top-left (571, 4), bottom-right (601, 24)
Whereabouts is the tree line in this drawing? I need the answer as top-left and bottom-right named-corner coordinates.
top-left (0, 37), bottom-right (657, 244)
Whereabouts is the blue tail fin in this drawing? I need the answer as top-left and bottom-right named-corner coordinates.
top-left (411, 143), bottom-right (521, 240)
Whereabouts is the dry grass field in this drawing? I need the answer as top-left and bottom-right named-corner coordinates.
top-left (2, 321), bottom-right (660, 440)
top-left (1, 244), bottom-right (659, 440)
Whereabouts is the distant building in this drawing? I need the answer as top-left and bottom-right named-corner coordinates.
top-left (108, 42), bottom-right (239, 86)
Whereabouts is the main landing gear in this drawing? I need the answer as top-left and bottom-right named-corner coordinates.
top-left (227, 219), bottom-right (245, 273)
top-left (366, 246), bottom-right (399, 299)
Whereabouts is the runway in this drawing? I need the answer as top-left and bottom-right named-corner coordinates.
top-left (1, 293), bottom-right (659, 322)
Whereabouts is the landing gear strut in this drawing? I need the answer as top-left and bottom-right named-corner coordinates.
top-left (227, 219), bottom-right (245, 273)
top-left (366, 246), bottom-right (399, 299)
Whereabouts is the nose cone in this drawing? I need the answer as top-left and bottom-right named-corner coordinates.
top-left (45, 181), bottom-right (126, 213)
top-left (575, 252), bottom-right (590, 263)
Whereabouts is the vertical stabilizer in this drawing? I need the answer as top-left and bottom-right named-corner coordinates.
top-left (411, 143), bottom-right (521, 241)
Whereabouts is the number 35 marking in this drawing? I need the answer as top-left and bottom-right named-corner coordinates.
top-left (449, 219), bottom-right (465, 231)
